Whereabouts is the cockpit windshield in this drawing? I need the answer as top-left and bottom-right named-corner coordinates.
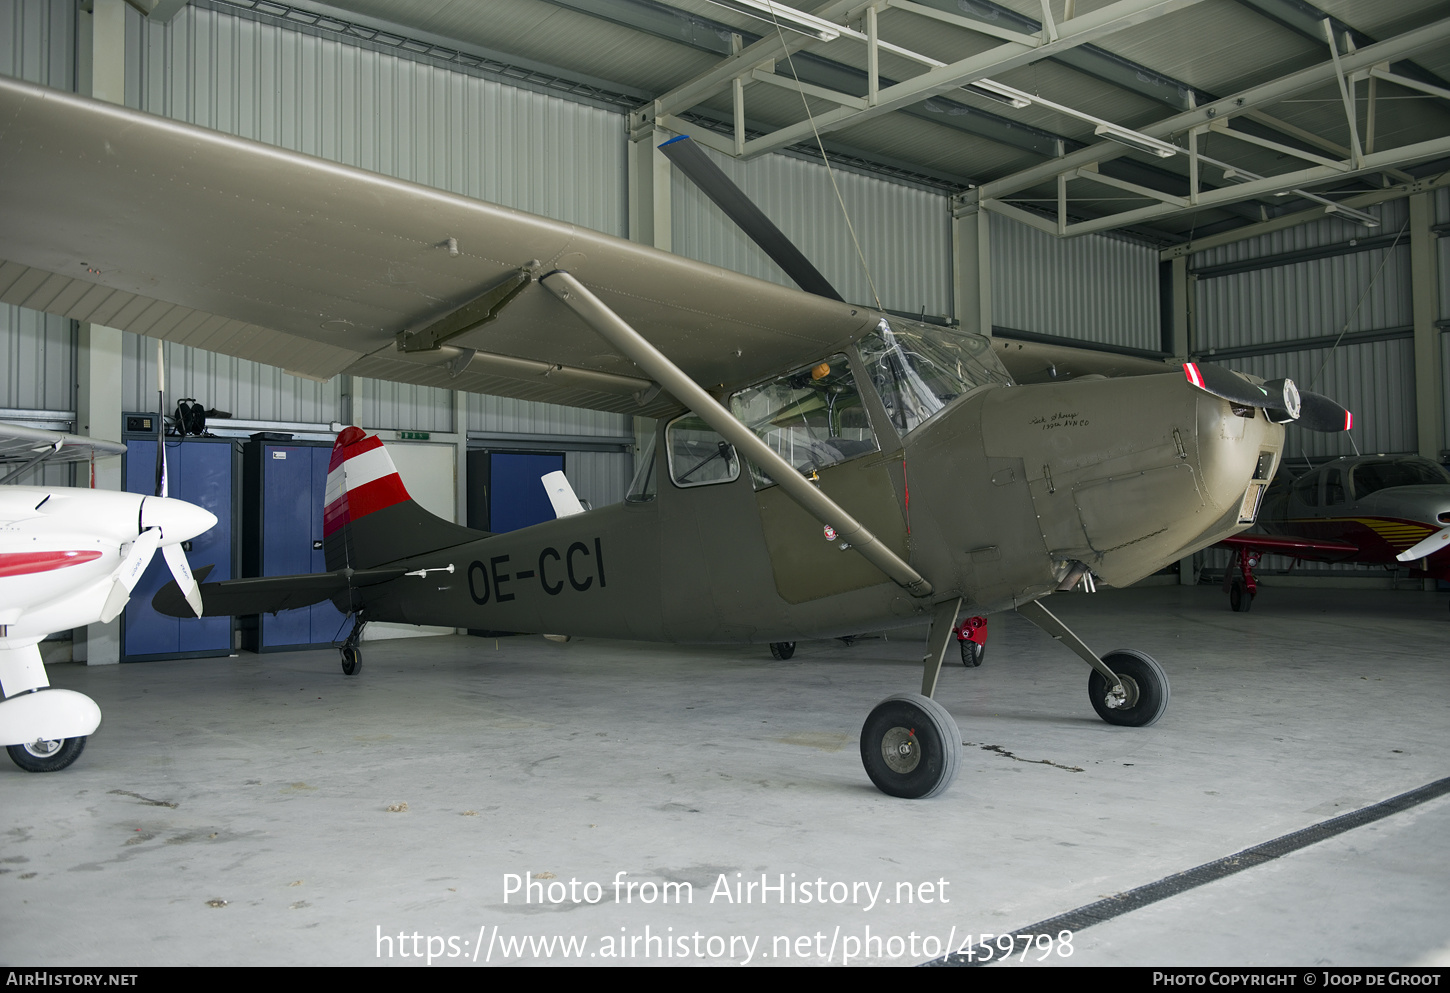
top-left (855, 318), bottom-right (1012, 435)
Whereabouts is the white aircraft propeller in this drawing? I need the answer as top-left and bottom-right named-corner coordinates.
top-left (100, 526), bottom-right (163, 623)
top-left (161, 540), bottom-right (202, 618)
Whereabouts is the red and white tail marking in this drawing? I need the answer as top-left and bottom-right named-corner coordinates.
top-left (323, 427), bottom-right (411, 537)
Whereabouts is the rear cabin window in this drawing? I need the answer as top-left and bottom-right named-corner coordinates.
top-left (665, 414), bottom-right (740, 489)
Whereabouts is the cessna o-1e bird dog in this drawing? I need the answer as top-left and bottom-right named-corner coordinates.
top-left (1217, 454), bottom-right (1450, 613)
top-left (0, 79), bottom-right (1351, 798)
top-left (0, 424), bottom-right (214, 771)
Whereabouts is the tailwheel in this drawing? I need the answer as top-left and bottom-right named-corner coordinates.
top-left (1088, 650), bottom-right (1169, 727)
top-left (860, 693), bottom-right (961, 799)
top-left (340, 646), bottom-right (361, 676)
top-left (7, 736), bottom-right (87, 773)
top-left (769, 641), bottom-right (795, 661)
top-left (1229, 581), bottom-right (1253, 612)
top-left (960, 640), bottom-right (984, 667)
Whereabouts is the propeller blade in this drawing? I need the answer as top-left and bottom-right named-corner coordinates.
top-left (162, 541), bottom-right (203, 617)
top-left (1183, 363), bottom-right (1300, 420)
top-left (657, 135), bottom-right (843, 302)
top-left (115, 527), bottom-right (162, 594)
top-left (1396, 526), bottom-right (1450, 563)
top-left (100, 527), bottom-right (163, 623)
top-left (99, 582), bottom-right (130, 624)
top-left (1298, 391), bottom-right (1354, 433)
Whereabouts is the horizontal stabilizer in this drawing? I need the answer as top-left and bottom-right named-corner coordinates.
top-left (152, 564), bottom-right (405, 618)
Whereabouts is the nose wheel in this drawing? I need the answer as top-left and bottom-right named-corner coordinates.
top-left (1088, 650), bottom-right (1169, 727)
top-left (7, 736), bottom-right (87, 773)
top-left (336, 613), bottom-right (367, 676)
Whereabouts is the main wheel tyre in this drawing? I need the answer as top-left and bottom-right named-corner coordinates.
top-left (960, 640), bottom-right (984, 667)
top-left (860, 693), bottom-right (962, 799)
top-left (340, 646), bottom-right (361, 676)
top-left (7, 736), bottom-right (86, 773)
top-left (1088, 650), bottom-right (1169, 727)
top-left (769, 641), bottom-right (795, 661)
top-left (1229, 582), bottom-right (1253, 612)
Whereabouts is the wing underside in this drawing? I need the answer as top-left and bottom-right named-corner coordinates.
top-left (0, 77), bottom-right (878, 418)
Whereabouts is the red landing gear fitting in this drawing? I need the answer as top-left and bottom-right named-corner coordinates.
top-left (955, 615), bottom-right (987, 667)
top-left (1224, 546), bottom-right (1259, 612)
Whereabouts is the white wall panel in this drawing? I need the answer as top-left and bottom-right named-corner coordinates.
top-left (0, 0), bottom-right (73, 89)
top-left (121, 336), bottom-right (341, 423)
top-left (671, 145), bottom-right (951, 319)
top-left (467, 394), bottom-right (631, 437)
top-left (989, 213), bottom-right (1159, 350)
top-left (1194, 201), bottom-right (1407, 268)
top-left (1196, 246), bottom-right (1412, 352)
top-left (0, 304), bottom-right (73, 412)
top-left (353, 378), bottom-right (453, 432)
top-left (1231, 339), bottom-right (1415, 460)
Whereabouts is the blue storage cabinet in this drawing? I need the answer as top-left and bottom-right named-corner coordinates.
top-left (120, 427), bottom-right (238, 662)
top-left (241, 438), bottom-right (348, 652)
top-left (467, 450), bottom-right (565, 532)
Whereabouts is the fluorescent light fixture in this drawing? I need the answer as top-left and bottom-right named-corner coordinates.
top-left (966, 80), bottom-right (1032, 109)
top-left (704, 0), bottom-right (840, 41)
top-left (1093, 124), bottom-right (1178, 158)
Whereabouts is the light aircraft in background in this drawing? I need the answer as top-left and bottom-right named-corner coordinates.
top-left (1, 79), bottom-right (1353, 798)
top-left (1217, 454), bottom-right (1450, 611)
top-left (0, 423), bottom-right (213, 772)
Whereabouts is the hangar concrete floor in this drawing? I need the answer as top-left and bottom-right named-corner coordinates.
top-left (2, 585), bottom-right (1447, 968)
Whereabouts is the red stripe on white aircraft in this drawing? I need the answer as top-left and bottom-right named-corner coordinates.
top-left (0, 550), bottom-right (103, 577)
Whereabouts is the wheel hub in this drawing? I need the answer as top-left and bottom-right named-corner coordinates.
top-left (1104, 674), bottom-right (1140, 710)
top-left (880, 726), bottom-right (921, 774)
top-left (24, 739), bottom-right (62, 758)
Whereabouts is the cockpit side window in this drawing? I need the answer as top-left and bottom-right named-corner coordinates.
top-left (729, 353), bottom-right (878, 489)
top-left (1324, 468), bottom-right (1347, 506)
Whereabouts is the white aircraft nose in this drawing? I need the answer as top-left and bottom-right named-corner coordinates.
top-left (140, 496), bottom-right (218, 543)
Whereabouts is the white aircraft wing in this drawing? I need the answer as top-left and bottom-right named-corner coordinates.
top-left (0, 78), bottom-right (879, 419)
top-left (0, 422), bottom-right (127, 479)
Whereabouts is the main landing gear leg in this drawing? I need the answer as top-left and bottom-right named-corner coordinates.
top-left (1016, 599), bottom-right (1169, 727)
top-left (338, 613), bottom-right (367, 676)
top-left (1224, 547), bottom-right (1258, 612)
top-left (859, 598), bottom-right (963, 799)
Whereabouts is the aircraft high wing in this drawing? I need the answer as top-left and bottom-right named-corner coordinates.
top-left (1216, 456), bottom-right (1450, 612)
top-left (3, 78), bottom-right (1354, 797)
top-left (0, 424), bottom-right (216, 771)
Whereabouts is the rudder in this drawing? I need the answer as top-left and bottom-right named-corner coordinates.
top-left (323, 427), bottom-right (483, 570)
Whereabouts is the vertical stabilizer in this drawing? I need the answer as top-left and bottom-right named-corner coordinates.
top-left (322, 428), bottom-right (483, 570)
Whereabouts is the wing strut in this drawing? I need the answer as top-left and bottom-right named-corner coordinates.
top-left (540, 269), bottom-right (933, 599)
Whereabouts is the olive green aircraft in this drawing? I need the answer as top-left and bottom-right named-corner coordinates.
top-left (0, 77), bottom-right (1351, 799)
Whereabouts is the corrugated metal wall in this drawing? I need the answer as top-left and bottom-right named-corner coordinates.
top-left (989, 212), bottom-right (1160, 350)
top-left (671, 144), bottom-right (952, 319)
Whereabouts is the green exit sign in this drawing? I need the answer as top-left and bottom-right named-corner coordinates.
top-left (399, 431), bottom-right (430, 440)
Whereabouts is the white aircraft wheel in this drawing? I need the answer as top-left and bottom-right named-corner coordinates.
top-left (1089, 650), bottom-right (1169, 727)
top-left (860, 693), bottom-right (961, 799)
top-left (7, 736), bottom-right (87, 773)
top-left (340, 647), bottom-right (361, 676)
top-left (769, 641), bottom-right (795, 661)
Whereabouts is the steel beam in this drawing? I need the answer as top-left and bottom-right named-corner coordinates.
top-left (973, 17), bottom-right (1450, 203)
